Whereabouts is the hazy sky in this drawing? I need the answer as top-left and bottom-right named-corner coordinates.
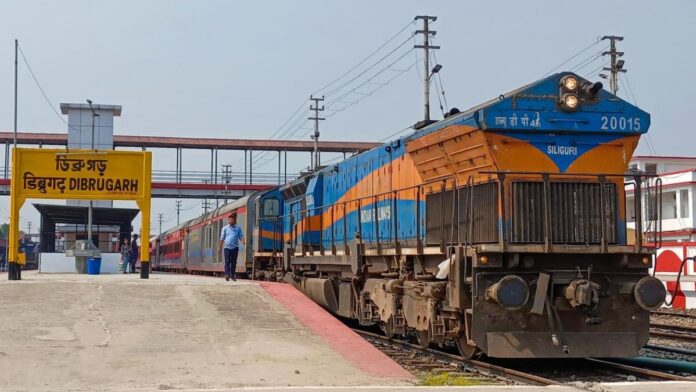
top-left (1, 0), bottom-right (695, 236)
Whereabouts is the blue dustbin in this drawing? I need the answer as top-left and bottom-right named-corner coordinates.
top-left (87, 257), bottom-right (102, 275)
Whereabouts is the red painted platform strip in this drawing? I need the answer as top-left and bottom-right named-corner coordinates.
top-left (259, 281), bottom-right (413, 380)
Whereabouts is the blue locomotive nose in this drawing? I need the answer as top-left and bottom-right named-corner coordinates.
top-left (634, 276), bottom-right (667, 310)
top-left (487, 275), bottom-right (530, 310)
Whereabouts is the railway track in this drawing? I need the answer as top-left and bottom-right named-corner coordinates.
top-left (650, 322), bottom-right (696, 342)
top-left (354, 329), bottom-right (695, 386)
top-left (585, 358), bottom-right (693, 381)
top-left (651, 309), bottom-right (696, 320)
top-left (353, 329), bottom-right (560, 386)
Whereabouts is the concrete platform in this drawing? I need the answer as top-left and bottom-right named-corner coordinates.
top-left (0, 271), bottom-right (411, 391)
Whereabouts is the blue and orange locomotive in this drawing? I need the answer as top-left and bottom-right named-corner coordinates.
top-left (151, 72), bottom-right (665, 358)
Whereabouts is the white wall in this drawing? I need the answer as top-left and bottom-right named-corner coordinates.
top-left (39, 253), bottom-right (123, 274)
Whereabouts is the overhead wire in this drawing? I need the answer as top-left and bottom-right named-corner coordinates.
top-left (311, 20), bottom-right (416, 96)
top-left (429, 50), bottom-right (445, 117)
top-left (17, 43), bottom-right (81, 133)
top-left (324, 54), bottom-right (421, 117)
top-left (619, 74), bottom-right (658, 155)
top-left (249, 19), bottom-right (424, 172)
top-left (323, 34), bottom-right (416, 98)
top-left (542, 37), bottom-right (602, 77)
top-left (429, 36), bottom-right (449, 113)
top-left (581, 60), bottom-right (609, 79)
top-left (324, 48), bottom-right (415, 107)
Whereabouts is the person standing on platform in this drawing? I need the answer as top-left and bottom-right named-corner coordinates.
top-left (120, 237), bottom-right (131, 273)
top-left (130, 234), bottom-right (139, 275)
top-left (219, 213), bottom-right (244, 281)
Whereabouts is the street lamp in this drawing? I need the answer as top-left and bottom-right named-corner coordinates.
top-left (86, 99), bottom-right (100, 248)
top-left (429, 64), bottom-right (442, 78)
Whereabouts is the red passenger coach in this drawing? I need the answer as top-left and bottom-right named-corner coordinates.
top-left (150, 195), bottom-right (254, 276)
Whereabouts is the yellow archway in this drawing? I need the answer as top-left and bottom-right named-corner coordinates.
top-left (8, 148), bottom-right (152, 279)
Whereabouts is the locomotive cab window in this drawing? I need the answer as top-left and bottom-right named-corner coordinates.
top-left (263, 199), bottom-right (279, 217)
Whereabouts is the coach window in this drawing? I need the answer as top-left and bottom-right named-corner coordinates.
top-left (263, 199), bottom-right (279, 217)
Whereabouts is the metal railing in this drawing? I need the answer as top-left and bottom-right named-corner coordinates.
top-left (151, 169), bottom-right (299, 185)
top-left (259, 171), bottom-right (661, 257)
top-left (259, 176), bottom-right (456, 256)
top-left (0, 166), bottom-right (299, 185)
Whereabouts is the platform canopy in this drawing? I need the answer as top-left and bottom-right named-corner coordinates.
top-left (33, 203), bottom-right (140, 253)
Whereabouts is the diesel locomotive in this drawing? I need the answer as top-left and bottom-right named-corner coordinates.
top-left (150, 72), bottom-right (666, 358)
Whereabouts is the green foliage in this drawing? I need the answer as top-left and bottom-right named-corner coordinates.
top-left (419, 372), bottom-right (483, 386)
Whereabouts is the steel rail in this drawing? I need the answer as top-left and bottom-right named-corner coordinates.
top-left (644, 344), bottom-right (696, 357)
top-left (651, 310), bottom-right (696, 320)
top-left (353, 329), bottom-right (559, 386)
top-left (650, 329), bottom-right (696, 342)
top-left (585, 358), bottom-right (693, 381)
top-left (650, 322), bottom-right (696, 333)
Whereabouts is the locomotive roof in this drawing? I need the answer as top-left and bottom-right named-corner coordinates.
top-left (407, 71), bottom-right (650, 141)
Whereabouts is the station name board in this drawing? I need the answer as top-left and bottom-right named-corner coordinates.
top-left (15, 149), bottom-right (151, 200)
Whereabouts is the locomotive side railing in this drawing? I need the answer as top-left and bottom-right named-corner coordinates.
top-left (484, 171), bottom-right (658, 254)
top-left (257, 171), bottom-right (659, 258)
top-left (258, 175), bottom-right (457, 256)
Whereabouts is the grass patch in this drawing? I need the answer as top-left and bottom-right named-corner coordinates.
top-left (419, 372), bottom-right (483, 386)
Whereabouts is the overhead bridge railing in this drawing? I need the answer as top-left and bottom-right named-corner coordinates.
top-left (150, 170), bottom-right (299, 185)
top-left (0, 166), bottom-right (299, 186)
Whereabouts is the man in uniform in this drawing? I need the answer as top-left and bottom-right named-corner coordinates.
top-left (219, 213), bottom-right (244, 281)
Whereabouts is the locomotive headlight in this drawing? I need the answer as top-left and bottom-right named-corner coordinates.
top-left (641, 256), bottom-right (651, 266)
top-left (486, 275), bottom-right (530, 310)
top-left (633, 276), bottom-right (666, 310)
top-left (562, 76), bottom-right (578, 91)
top-left (479, 255), bottom-right (489, 265)
top-left (560, 94), bottom-right (580, 112)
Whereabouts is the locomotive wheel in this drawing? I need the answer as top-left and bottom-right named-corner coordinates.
top-left (455, 337), bottom-right (478, 359)
top-left (415, 330), bottom-right (430, 349)
top-left (379, 318), bottom-right (396, 339)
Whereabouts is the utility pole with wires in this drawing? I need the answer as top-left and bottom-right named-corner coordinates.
top-left (308, 96), bottom-right (325, 170)
top-left (13, 39), bottom-right (18, 148)
top-left (601, 35), bottom-right (625, 95)
top-left (157, 213), bottom-right (163, 267)
top-left (202, 180), bottom-right (211, 214)
top-left (202, 199), bottom-right (212, 214)
top-left (222, 164), bottom-right (232, 204)
top-left (26, 221), bottom-right (32, 237)
top-left (414, 15), bottom-right (440, 125)
top-left (175, 200), bottom-right (182, 225)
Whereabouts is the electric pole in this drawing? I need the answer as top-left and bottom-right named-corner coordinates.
top-left (157, 213), bottom-right (163, 267)
top-left (175, 200), bottom-right (182, 225)
top-left (13, 39), bottom-right (18, 148)
top-left (222, 164), bottom-right (231, 203)
top-left (601, 35), bottom-right (626, 95)
top-left (414, 15), bottom-right (439, 124)
top-left (26, 222), bottom-right (31, 237)
top-left (202, 180), bottom-right (210, 214)
top-left (86, 100), bottom-right (99, 248)
top-left (308, 95), bottom-right (325, 170)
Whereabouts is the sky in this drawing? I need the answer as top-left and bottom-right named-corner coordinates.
top-left (1, 0), bottom-right (695, 237)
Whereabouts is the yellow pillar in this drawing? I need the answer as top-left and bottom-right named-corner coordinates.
top-left (138, 151), bottom-right (152, 279)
